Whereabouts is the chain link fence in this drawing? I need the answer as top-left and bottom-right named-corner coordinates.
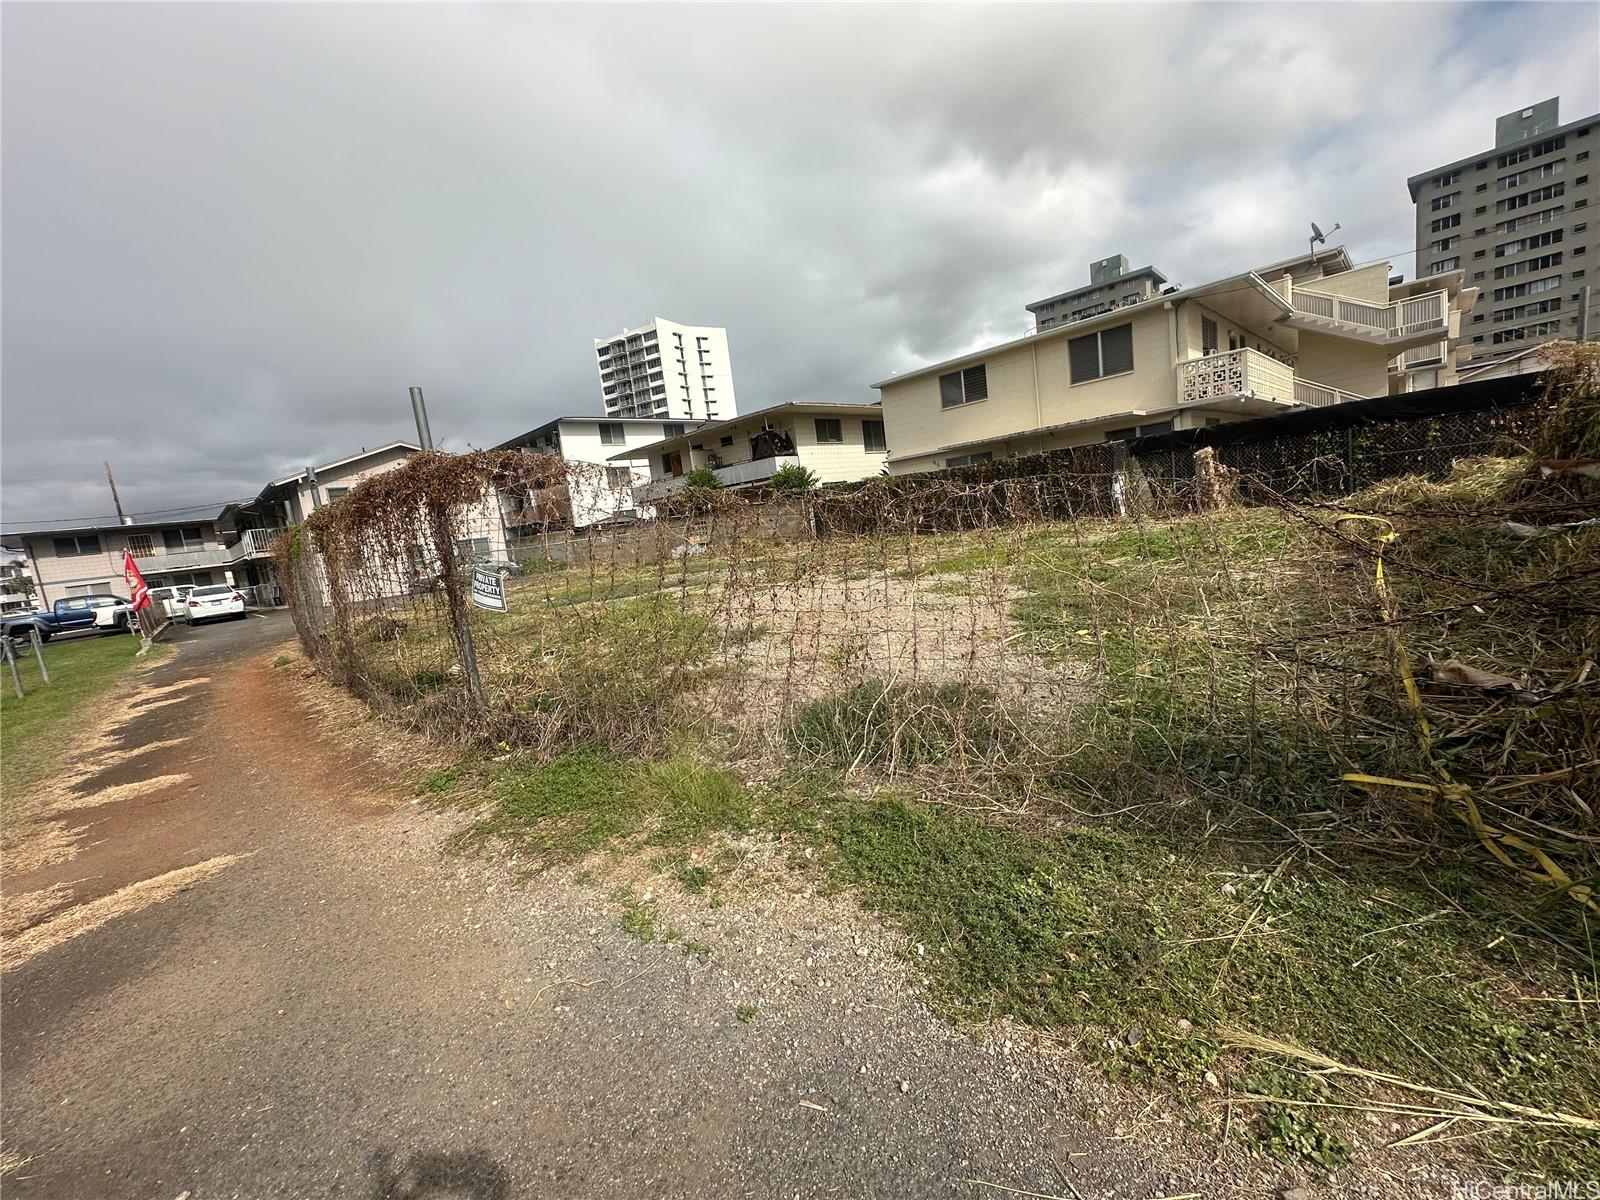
top-left (277, 363), bottom-right (1599, 915)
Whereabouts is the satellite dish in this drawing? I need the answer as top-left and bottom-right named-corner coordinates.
top-left (1309, 220), bottom-right (1341, 255)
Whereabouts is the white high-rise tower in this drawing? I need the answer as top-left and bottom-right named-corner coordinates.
top-left (593, 318), bottom-right (738, 422)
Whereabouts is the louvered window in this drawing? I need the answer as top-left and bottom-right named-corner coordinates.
top-left (939, 364), bottom-right (988, 408)
top-left (1069, 323), bottom-right (1135, 384)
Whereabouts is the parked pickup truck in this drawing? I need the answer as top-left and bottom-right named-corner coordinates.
top-left (1, 593), bottom-right (135, 641)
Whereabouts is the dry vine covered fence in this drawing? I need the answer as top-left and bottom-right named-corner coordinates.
top-left (278, 362), bottom-right (1599, 915)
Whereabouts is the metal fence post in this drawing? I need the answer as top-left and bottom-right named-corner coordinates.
top-left (4, 638), bottom-right (23, 699)
top-left (30, 626), bottom-right (48, 683)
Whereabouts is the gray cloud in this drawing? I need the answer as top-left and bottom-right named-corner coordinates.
top-left (3, 2), bottom-right (1597, 524)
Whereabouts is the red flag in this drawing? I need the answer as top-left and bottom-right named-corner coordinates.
top-left (123, 551), bottom-right (151, 612)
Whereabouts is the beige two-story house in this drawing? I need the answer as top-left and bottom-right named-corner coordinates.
top-left (873, 248), bottom-right (1478, 473)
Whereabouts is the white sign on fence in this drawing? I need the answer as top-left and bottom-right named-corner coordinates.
top-left (470, 566), bottom-right (508, 613)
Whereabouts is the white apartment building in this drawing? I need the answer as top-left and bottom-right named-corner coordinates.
top-left (495, 416), bottom-right (701, 528)
top-left (594, 318), bottom-right (738, 422)
top-left (620, 402), bottom-right (888, 505)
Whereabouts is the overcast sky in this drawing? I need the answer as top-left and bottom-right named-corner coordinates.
top-left (3, 2), bottom-right (1597, 526)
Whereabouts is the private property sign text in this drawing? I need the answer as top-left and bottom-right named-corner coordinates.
top-left (470, 567), bottom-right (507, 612)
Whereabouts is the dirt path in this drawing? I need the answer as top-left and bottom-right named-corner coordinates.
top-left (1, 613), bottom-right (1393, 1198)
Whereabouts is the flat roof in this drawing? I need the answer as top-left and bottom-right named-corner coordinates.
top-left (1406, 111), bottom-right (1598, 199)
top-left (608, 402), bottom-right (883, 461)
top-left (494, 416), bottom-right (704, 450)
top-left (1026, 265), bottom-right (1169, 314)
top-left (4, 504), bottom-right (230, 540)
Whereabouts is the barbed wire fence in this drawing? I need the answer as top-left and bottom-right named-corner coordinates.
top-left (276, 355), bottom-right (1599, 920)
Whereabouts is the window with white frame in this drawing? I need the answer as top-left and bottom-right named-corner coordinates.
top-left (1068, 323), bottom-right (1134, 384)
top-left (939, 364), bottom-right (988, 408)
top-left (597, 422), bottom-right (626, 445)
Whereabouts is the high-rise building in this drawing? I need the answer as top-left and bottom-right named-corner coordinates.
top-left (593, 318), bottom-right (738, 422)
top-left (1408, 98), bottom-right (1598, 366)
top-left (1026, 255), bottom-right (1170, 332)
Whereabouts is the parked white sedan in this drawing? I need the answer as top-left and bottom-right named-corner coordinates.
top-left (185, 585), bottom-right (247, 625)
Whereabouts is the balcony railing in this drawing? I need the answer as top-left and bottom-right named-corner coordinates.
top-left (1176, 348), bottom-right (1296, 405)
top-left (1396, 341), bottom-right (1448, 371)
top-left (223, 526), bottom-right (286, 560)
top-left (1292, 379), bottom-right (1368, 408)
top-left (1290, 287), bottom-right (1447, 340)
top-left (635, 454), bottom-right (801, 504)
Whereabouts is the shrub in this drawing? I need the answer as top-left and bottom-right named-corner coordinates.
top-left (769, 463), bottom-right (818, 493)
top-left (683, 467), bottom-right (723, 490)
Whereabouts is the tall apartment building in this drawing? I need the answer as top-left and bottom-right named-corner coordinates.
top-left (593, 318), bottom-right (738, 422)
top-left (1409, 97), bottom-right (1598, 365)
top-left (1026, 255), bottom-right (1170, 331)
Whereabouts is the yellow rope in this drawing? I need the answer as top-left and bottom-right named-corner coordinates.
top-left (1333, 515), bottom-right (1594, 910)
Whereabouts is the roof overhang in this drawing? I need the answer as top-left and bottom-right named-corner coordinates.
top-left (609, 402), bottom-right (884, 462)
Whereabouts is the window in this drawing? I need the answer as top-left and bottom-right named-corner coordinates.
top-left (1496, 182), bottom-right (1565, 213)
top-left (1475, 206), bottom-right (1487, 215)
top-left (1429, 170), bottom-right (1460, 189)
top-left (1495, 206), bottom-right (1564, 235)
top-left (863, 420), bottom-right (887, 453)
top-left (1431, 257), bottom-right (1461, 273)
top-left (1493, 321), bottom-right (1562, 344)
top-left (127, 534), bottom-right (154, 558)
top-left (324, 486), bottom-right (349, 501)
top-left (814, 418), bottom-right (843, 444)
top-left (1429, 235), bottom-right (1459, 253)
top-left (1068, 323), bottom-right (1134, 384)
top-left (661, 422), bottom-right (685, 437)
top-left (1495, 229), bottom-right (1563, 257)
top-left (453, 537), bottom-right (491, 562)
top-left (163, 527), bottom-right (204, 552)
top-left (939, 363), bottom-right (988, 408)
top-left (597, 421), bottom-right (625, 445)
top-left (1474, 249), bottom-right (1486, 258)
top-left (1429, 192), bottom-right (1459, 211)
top-left (1201, 316), bottom-right (1218, 354)
top-left (1493, 252), bottom-right (1563, 280)
top-left (1498, 160), bottom-right (1565, 192)
top-left (719, 435), bottom-right (734, 446)
top-left (63, 587), bottom-right (103, 600)
top-left (1429, 213), bottom-right (1460, 232)
top-left (53, 534), bottom-right (102, 557)
top-left (1496, 135), bottom-right (1565, 169)
top-left (945, 452), bottom-right (993, 468)
top-left (1106, 421), bottom-right (1173, 441)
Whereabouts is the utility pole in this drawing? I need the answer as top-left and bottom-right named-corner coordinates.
top-left (409, 387), bottom-right (435, 450)
top-left (104, 461), bottom-right (126, 524)
top-left (1577, 285), bottom-right (1592, 344)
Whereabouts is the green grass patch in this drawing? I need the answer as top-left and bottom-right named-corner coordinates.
top-left (796, 791), bottom-right (1599, 1178)
top-left (786, 679), bottom-right (1013, 772)
top-left (453, 748), bottom-right (751, 866)
top-left (0, 634), bottom-right (166, 802)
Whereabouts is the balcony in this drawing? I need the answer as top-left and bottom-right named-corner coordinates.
top-left (1286, 287), bottom-right (1448, 348)
top-left (223, 527), bottom-right (286, 561)
top-left (133, 545), bottom-right (235, 573)
top-left (1394, 341), bottom-right (1448, 371)
top-left (634, 455), bottom-right (801, 504)
top-left (1176, 348), bottom-right (1367, 412)
top-left (1177, 348), bottom-right (1296, 406)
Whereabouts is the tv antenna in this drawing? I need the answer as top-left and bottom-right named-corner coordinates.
top-left (1309, 220), bottom-right (1341, 257)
